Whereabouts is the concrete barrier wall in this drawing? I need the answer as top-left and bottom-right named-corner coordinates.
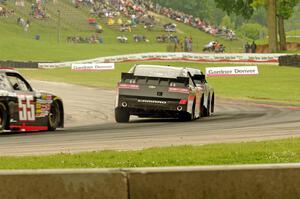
top-left (0, 169), bottom-right (127, 199)
top-left (127, 164), bottom-right (300, 199)
top-left (1, 164), bottom-right (300, 199)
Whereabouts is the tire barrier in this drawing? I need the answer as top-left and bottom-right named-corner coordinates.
top-left (0, 61), bottom-right (49, 68)
top-left (278, 54), bottom-right (300, 67)
top-left (1, 163), bottom-right (300, 199)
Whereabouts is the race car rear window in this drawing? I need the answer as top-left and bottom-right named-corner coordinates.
top-left (134, 65), bottom-right (185, 78)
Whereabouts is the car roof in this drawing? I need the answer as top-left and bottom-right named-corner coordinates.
top-left (186, 67), bottom-right (202, 75)
top-left (131, 64), bottom-right (188, 78)
top-left (0, 68), bottom-right (20, 74)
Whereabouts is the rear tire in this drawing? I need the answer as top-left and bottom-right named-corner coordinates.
top-left (179, 102), bottom-right (195, 121)
top-left (115, 108), bottom-right (130, 123)
top-left (211, 94), bottom-right (215, 114)
top-left (205, 98), bottom-right (211, 117)
top-left (0, 103), bottom-right (8, 131)
top-left (48, 101), bottom-right (61, 131)
top-left (202, 96), bottom-right (211, 117)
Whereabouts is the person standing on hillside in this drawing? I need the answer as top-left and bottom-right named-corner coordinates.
top-left (251, 41), bottom-right (257, 53)
top-left (244, 42), bottom-right (250, 53)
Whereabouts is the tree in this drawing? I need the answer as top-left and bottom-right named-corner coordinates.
top-left (277, 0), bottom-right (299, 50)
top-left (215, 0), bottom-right (279, 52)
top-left (240, 23), bottom-right (266, 40)
top-left (220, 15), bottom-right (235, 29)
top-left (214, 0), bottom-right (254, 20)
top-left (267, 0), bottom-right (278, 52)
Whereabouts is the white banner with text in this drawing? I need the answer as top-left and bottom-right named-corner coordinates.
top-left (71, 63), bottom-right (115, 71)
top-left (206, 66), bottom-right (259, 77)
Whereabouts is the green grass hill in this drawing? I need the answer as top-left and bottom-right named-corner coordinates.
top-left (0, 0), bottom-right (243, 61)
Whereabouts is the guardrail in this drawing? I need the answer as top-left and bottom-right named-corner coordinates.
top-left (38, 53), bottom-right (287, 69)
top-left (1, 163), bottom-right (300, 199)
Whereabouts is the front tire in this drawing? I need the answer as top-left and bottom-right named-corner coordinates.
top-left (115, 108), bottom-right (130, 123)
top-left (0, 103), bottom-right (8, 131)
top-left (48, 101), bottom-right (61, 131)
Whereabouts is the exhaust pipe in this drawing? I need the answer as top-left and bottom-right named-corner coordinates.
top-left (121, 102), bottom-right (128, 107)
top-left (177, 106), bottom-right (183, 111)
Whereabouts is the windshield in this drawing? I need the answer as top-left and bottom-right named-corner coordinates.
top-left (132, 65), bottom-right (187, 78)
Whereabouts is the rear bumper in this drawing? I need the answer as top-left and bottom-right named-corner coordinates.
top-left (117, 95), bottom-right (187, 115)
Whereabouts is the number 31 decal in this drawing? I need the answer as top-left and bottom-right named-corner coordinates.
top-left (18, 95), bottom-right (35, 121)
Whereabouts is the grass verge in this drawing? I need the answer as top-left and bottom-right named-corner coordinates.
top-left (20, 62), bottom-right (300, 104)
top-left (0, 138), bottom-right (300, 169)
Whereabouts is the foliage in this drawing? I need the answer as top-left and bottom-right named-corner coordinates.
top-left (277, 0), bottom-right (299, 19)
top-left (239, 23), bottom-right (266, 40)
top-left (220, 15), bottom-right (235, 29)
top-left (214, 0), bottom-right (255, 19)
top-left (285, 4), bottom-right (300, 31)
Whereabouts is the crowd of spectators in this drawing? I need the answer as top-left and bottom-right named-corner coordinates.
top-left (85, 0), bottom-right (236, 40)
top-left (79, 0), bottom-right (155, 30)
top-left (0, 4), bottom-right (14, 17)
top-left (154, 4), bottom-right (236, 40)
top-left (30, 1), bottom-right (48, 19)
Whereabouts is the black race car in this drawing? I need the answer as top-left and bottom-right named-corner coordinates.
top-left (0, 69), bottom-right (64, 132)
top-left (115, 64), bottom-right (214, 122)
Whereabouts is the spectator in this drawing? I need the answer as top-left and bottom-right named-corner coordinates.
top-left (251, 41), bottom-right (257, 53)
top-left (244, 42), bottom-right (250, 53)
top-left (184, 36), bottom-right (189, 52)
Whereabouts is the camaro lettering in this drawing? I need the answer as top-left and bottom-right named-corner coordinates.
top-left (137, 99), bottom-right (167, 104)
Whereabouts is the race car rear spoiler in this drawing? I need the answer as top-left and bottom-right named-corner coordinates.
top-left (121, 72), bottom-right (189, 85)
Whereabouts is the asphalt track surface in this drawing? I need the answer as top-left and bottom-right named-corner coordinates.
top-left (0, 80), bottom-right (299, 156)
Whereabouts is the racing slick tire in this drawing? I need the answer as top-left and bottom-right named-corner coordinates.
top-left (179, 101), bottom-right (195, 121)
top-left (48, 100), bottom-right (61, 131)
top-left (202, 96), bottom-right (211, 117)
top-left (211, 93), bottom-right (215, 114)
top-left (0, 103), bottom-right (8, 131)
top-left (200, 96), bottom-right (206, 117)
top-left (115, 108), bottom-right (130, 123)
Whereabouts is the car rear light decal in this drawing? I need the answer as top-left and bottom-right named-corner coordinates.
top-left (168, 87), bottom-right (189, 94)
top-left (179, 99), bottom-right (188, 105)
top-left (118, 83), bottom-right (140, 89)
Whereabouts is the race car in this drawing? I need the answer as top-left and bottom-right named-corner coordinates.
top-left (0, 69), bottom-right (64, 132)
top-left (186, 67), bottom-right (215, 117)
top-left (115, 64), bottom-right (214, 122)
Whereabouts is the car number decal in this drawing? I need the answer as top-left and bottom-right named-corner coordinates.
top-left (18, 95), bottom-right (35, 121)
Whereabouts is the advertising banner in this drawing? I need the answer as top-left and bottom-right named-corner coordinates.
top-left (206, 66), bottom-right (259, 77)
top-left (71, 63), bottom-right (115, 71)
